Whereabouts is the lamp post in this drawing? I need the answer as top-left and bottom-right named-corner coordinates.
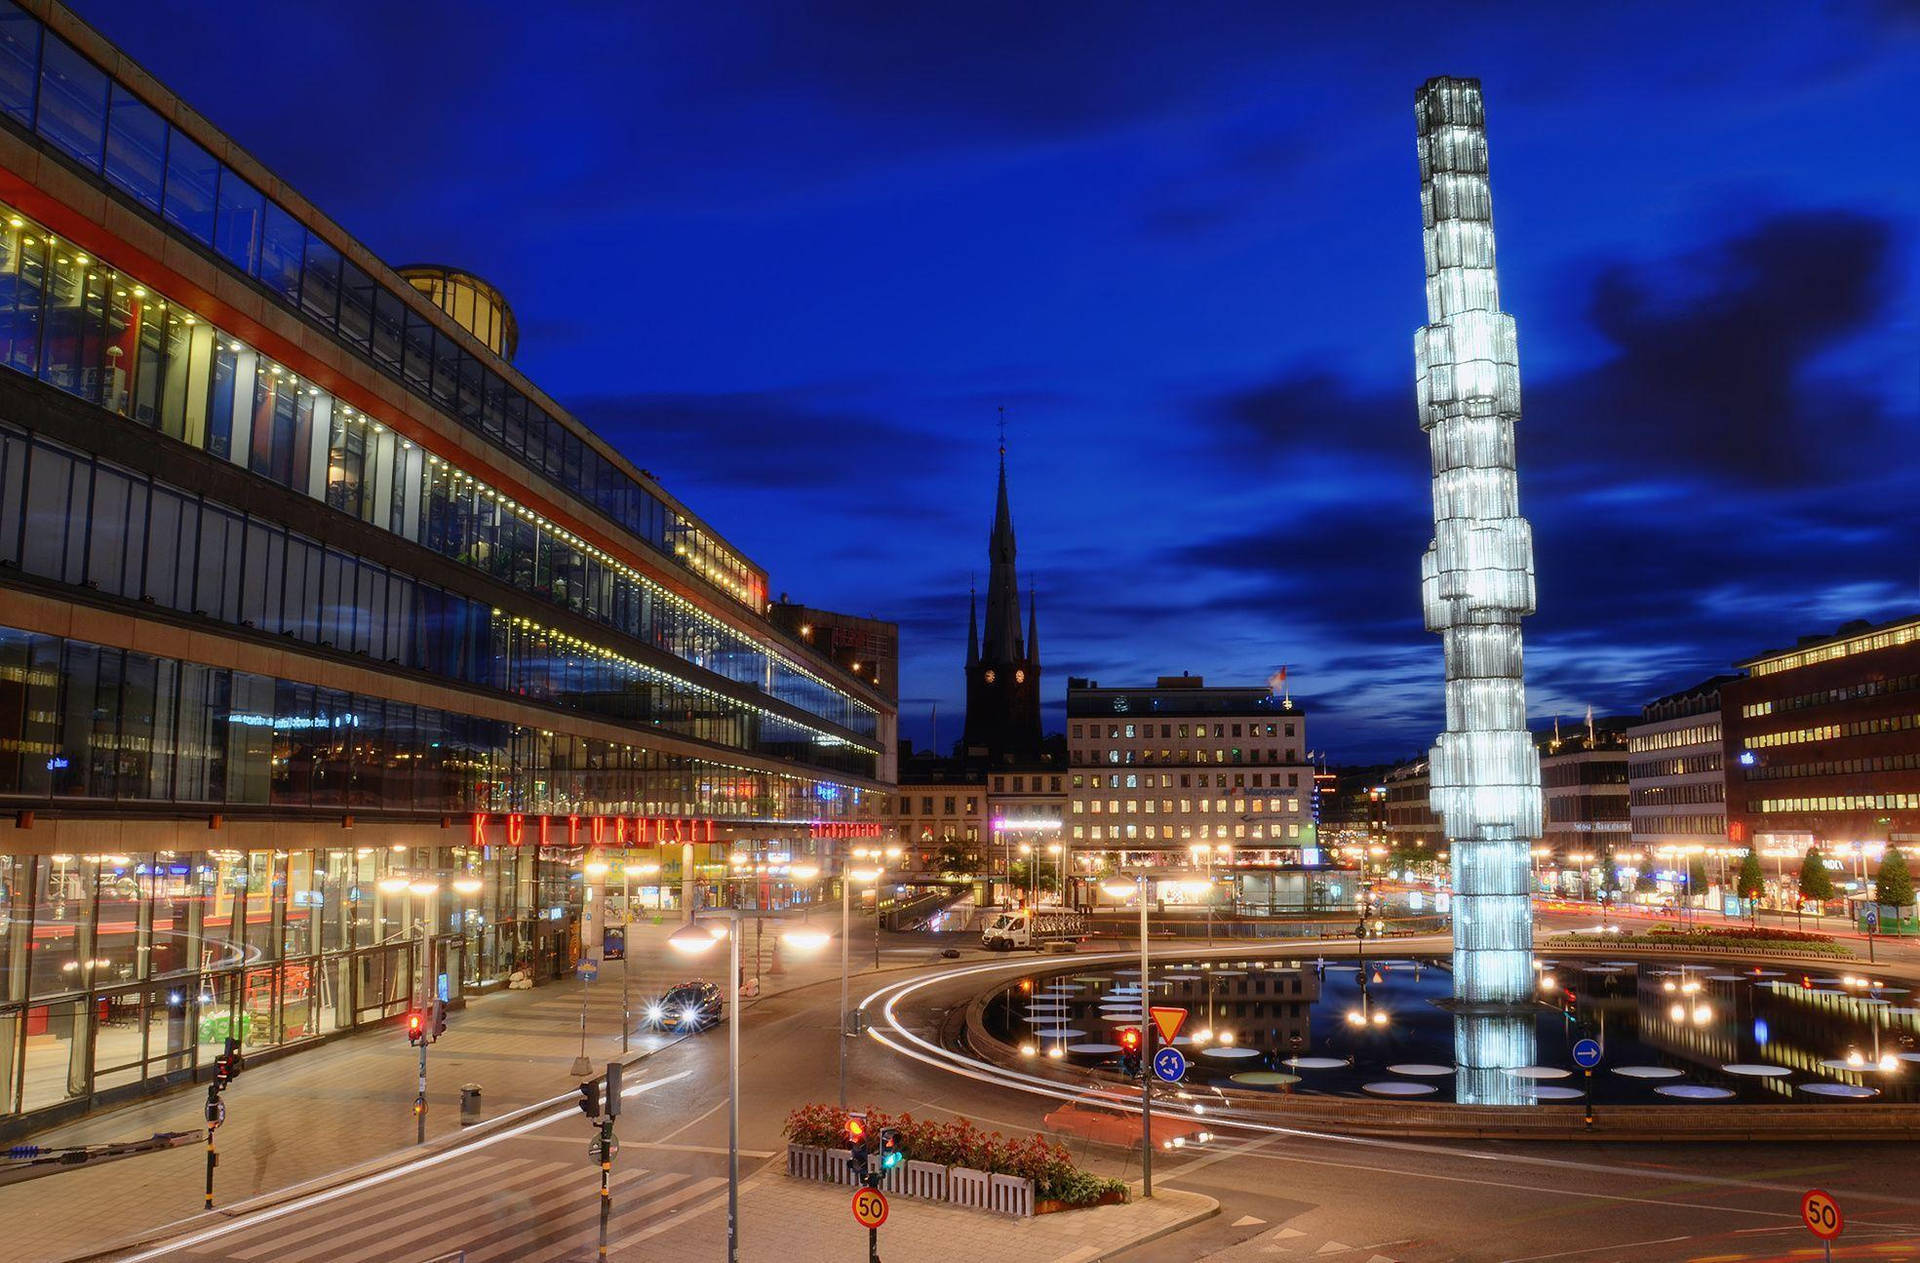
top-left (1100, 871), bottom-right (1153, 1198)
top-left (670, 910), bottom-right (825, 1263)
top-left (837, 860), bottom-right (883, 1110)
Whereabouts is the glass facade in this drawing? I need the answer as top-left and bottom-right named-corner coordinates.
top-left (0, 0), bottom-right (765, 611)
top-left (0, 198), bottom-right (878, 750)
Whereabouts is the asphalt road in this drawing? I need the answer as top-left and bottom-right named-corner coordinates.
top-left (100, 930), bottom-right (1920, 1263)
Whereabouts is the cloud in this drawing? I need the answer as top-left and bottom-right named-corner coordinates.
top-left (1178, 209), bottom-right (1919, 757)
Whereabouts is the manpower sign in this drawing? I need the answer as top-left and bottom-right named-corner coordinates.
top-left (470, 813), bottom-right (718, 848)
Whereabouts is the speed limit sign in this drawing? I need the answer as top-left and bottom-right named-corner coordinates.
top-left (851, 1186), bottom-right (889, 1229)
top-left (1802, 1188), bottom-right (1843, 1241)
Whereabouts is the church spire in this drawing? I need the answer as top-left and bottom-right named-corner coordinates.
top-left (983, 436), bottom-right (1023, 663)
top-left (1026, 588), bottom-right (1039, 662)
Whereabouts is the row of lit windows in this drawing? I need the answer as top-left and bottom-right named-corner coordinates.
top-left (1627, 721), bottom-right (1721, 753)
top-left (1076, 798), bottom-right (1297, 815)
top-left (1741, 673), bottom-right (1920, 718)
top-left (1628, 753), bottom-right (1723, 779)
top-left (1744, 712), bottom-right (1920, 749)
top-left (0, 197), bottom-right (874, 741)
top-left (1741, 751), bottom-right (1920, 782)
top-left (0, 623), bottom-right (862, 817)
top-left (895, 796), bottom-right (981, 816)
top-left (1631, 815), bottom-right (1727, 838)
top-left (1078, 748), bottom-right (1298, 767)
top-left (1071, 824), bottom-right (1304, 841)
top-left (1074, 772), bottom-right (1304, 791)
top-left (1749, 622), bottom-right (1920, 677)
top-left (1546, 797), bottom-right (1630, 822)
top-left (1072, 720), bottom-right (1298, 740)
top-left (0, 2), bottom-right (765, 608)
top-left (1631, 782), bottom-right (1725, 807)
top-left (1754, 793), bottom-right (1920, 813)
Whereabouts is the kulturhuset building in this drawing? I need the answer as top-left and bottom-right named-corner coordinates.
top-left (0, 0), bottom-right (893, 1130)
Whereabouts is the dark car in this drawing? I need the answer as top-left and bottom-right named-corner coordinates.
top-left (646, 981), bottom-right (722, 1031)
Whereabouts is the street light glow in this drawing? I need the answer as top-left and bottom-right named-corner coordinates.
top-left (668, 920), bottom-right (720, 955)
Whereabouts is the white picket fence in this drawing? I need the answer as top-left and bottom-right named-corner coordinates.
top-left (786, 1146), bottom-right (1033, 1217)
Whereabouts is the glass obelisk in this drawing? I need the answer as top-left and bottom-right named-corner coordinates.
top-left (1413, 77), bottom-right (1541, 1100)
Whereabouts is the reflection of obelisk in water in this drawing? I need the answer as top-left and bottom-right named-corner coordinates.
top-left (1412, 77), bottom-right (1541, 1104)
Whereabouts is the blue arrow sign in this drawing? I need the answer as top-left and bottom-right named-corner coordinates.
top-left (1152, 1046), bottom-right (1187, 1083)
top-left (1571, 1038), bottom-right (1602, 1069)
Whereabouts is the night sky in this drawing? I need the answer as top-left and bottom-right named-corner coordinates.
top-left (71, 1), bottom-right (1920, 763)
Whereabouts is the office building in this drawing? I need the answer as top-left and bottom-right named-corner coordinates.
top-left (1628, 676), bottom-right (1735, 892)
top-left (1066, 674), bottom-right (1319, 912)
top-left (1538, 717), bottom-right (1631, 869)
top-left (0, 1), bottom-right (892, 1130)
top-left (1723, 615), bottom-right (1920, 868)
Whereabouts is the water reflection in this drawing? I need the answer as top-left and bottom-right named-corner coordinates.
top-left (987, 956), bottom-right (1920, 1105)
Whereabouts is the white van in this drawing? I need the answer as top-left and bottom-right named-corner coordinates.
top-left (981, 908), bottom-right (1084, 951)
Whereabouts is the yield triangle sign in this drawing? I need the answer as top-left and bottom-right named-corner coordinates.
top-left (1149, 1006), bottom-right (1187, 1044)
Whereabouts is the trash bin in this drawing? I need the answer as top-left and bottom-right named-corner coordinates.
top-left (460, 1083), bottom-right (483, 1126)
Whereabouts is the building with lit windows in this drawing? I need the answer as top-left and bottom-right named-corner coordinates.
top-left (1723, 615), bottom-right (1920, 866)
top-left (1538, 718), bottom-right (1631, 869)
top-left (1383, 759), bottom-right (1443, 857)
top-left (1628, 676), bottom-right (1735, 891)
top-left (1066, 675), bottom-right (1319, 912)
top-left (0, 1), bottom-right (893, 1131)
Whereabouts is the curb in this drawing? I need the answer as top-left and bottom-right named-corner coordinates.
top-left (1075, 1189), bottom-right (1220, 1263)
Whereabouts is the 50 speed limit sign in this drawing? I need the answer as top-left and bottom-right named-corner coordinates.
top-left (1802, 1188), bottom-right (1843, 1241)
top-left (852, 1186), bottom-right (889, 1229)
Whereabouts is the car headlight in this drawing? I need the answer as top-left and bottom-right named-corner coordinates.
top-left (645, 1004), bottom-right (665, 1023)
top-left (681, 1007), bottom-right (701, 1025)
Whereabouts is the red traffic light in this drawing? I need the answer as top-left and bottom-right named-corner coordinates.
top-left (406, 1012), bottom-right (424, 1045)
top-left (845, 1116), bottom-right (867, 1142)
top-left (1117, 1027), bottom-right (1141, 1051)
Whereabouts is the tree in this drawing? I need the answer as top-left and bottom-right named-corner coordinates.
top-left (1876, 846), bottom-right (1914, 914)
top-left (1736, 850), bottom-right (1766, 925)
top-left (1686, 854), bottom-right (1710, 896)
top-left (1798, 846), bottom-right (1835, 905)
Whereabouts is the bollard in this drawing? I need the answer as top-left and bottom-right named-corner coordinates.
top-left (460, 1083), bottom-right (483, 1126)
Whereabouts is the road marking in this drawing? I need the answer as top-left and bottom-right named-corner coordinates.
top-left (112, 1069), bottom-right (694, 1263)
top-left (519, 1134), bottom-right (776, 1158)
top-left (1234, 1214), bottom-right (1270, 1227)
top-left (1316, 1243), bottom-right (1352, 1256)
top-left (1502, 1235), bottom-right (1694, 1261)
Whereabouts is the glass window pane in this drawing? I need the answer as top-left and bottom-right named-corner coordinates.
top-left (213, 170), bottom-right (264, 274)
top-left (36, 35), bottom-right (107, 169)
top-left (162, 131), bottom-right (218, 244)
top-left (257, 200), bottom-right (304, 303)
top-left (103, 84), bottom-right (165, 213)
top-left (299, 233), bottom-right (342, 327)
top-left (367, 276), bottom-right (402, 370)
top-left (0, 2), bottom-right (40, 129)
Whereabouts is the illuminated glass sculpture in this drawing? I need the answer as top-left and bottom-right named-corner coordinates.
top-left (1413, 78), bottom-right (1541, 1089)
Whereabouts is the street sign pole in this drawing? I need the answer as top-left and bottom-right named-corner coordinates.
top-left (416, 935), bottom-right (432, 1145)
top-left (598, 1060), bottom-right (622, 1261)
top-left (1571, 1037), bottom-right (1602, 1130)
top-left (1137, 875), bottom-right (1152, 1199)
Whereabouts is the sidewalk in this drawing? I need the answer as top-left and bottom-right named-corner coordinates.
top-left (0, 916), bottom-right (923, 1263)
top-left (611, 1170), bottom-right (1218, 1263)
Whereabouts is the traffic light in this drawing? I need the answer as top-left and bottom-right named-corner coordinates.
top-left (1117, 1026), bottom-right (1142, 1077)
top-left (845, 1112), bottom-right (870, 1182)
top-left (878, 1128), bottom-right (903, 1174)
top-left (406, 1011), bottom-right (425, 1046)
top-left (577, 1078), bottom-right (602, 1120)
top-left (429, 998), bottom-right (447, 1042)
top-left (205, 1037), bottom-right (242, 1126)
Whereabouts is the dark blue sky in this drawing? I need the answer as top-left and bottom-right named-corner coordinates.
top-left (75, 1), bottom-right (1920, 762)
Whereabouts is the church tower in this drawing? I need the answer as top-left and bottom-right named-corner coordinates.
top-left (961, 443), bottom-right (1043, 765)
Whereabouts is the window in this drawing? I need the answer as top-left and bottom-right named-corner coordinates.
top-left (258, 201), bottom-right (306, 303)
top-left (213, 170), bottom-right (265, 275)
top-left (36, 35), bottom-right (107, 169)
top-left (103, 84), bottom-right (165, 213)
top-left (300, 234), bottom-right (343, 328)
top-left (162, 131), bottom-right (219, 244)
top-left (0, 3), bottom-right (38, 128)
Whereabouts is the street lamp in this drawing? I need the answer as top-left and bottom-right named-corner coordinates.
top-left (1100, 871), bottom-right (1155, 1198)
top-left (838, 862), bottom-right (883, 1109)
top-left (669, 910), bottom-right (825, 1263)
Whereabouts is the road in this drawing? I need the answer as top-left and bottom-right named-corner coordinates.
top-left (65, 925), bottom-right (1920, 1262)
